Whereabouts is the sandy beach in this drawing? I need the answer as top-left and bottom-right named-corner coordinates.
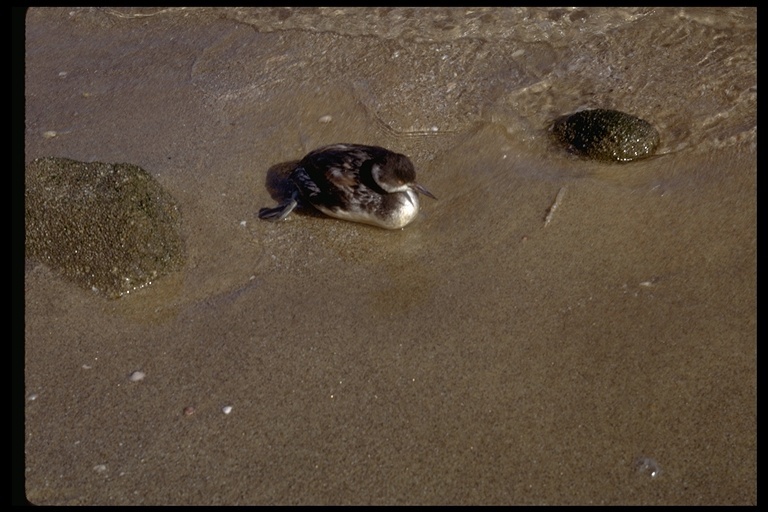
top-left (22, 7), bottom-right (755, 504)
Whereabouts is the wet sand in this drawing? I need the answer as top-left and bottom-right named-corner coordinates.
top-left (22, 7), bottom-right (755, 505)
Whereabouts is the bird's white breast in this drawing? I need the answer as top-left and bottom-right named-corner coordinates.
top-left (316, 190), bottom-right (420, 229)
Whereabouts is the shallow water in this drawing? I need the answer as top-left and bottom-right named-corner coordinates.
top-left (23, 7), bottom-right (755, 505)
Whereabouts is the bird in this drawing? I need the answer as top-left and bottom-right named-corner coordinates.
top-left (258, 143), bottom-right (436, 229)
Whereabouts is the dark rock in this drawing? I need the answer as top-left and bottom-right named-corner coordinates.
top-left (25, 157), bottom-right (185, 298)
top-left (552, 108), bottom-right (659, 162)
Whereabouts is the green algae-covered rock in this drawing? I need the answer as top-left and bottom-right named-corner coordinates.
top-left (552, 108), bottom-right (660, 162)
top-left (25, 157), bottom-right (185, 298)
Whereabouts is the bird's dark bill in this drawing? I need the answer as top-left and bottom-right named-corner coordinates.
top-left (414, 183), bottom-right (437, 200)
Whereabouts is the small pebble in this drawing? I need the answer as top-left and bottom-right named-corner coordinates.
top-left (183, 406), bottom-right (196, 416)
top-left (93, 464), bottom-right (107, 473)
top-left (552, 108), bottom-right (659, 162)
top-left (318, 115), bottom-right (333, 123)
top-left (633, 456), bottom-right (662, 478)
top-left (222, 405), bottom-right (233, 415)
top-left (128, 371), bottom-right (146, 382)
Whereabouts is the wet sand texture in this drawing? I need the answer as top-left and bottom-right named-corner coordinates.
top-left (23, 7), bottom-right (755, 505)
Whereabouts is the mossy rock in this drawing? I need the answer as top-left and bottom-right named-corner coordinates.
top-left (552, 108), bottom-right (659, 162)
top-left (25, 157), bottom-right (185, 298)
